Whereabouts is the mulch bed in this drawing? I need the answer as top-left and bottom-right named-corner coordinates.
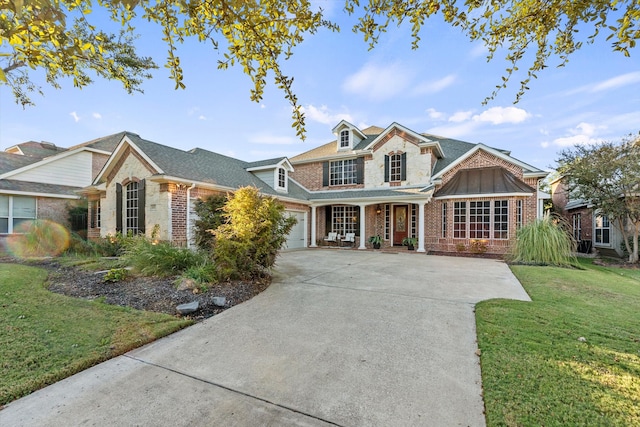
top-left (5, 258), bottom-right (270, 321)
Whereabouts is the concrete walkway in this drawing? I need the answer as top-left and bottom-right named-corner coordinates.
top-left (0, 250), bottom-right (530, 426)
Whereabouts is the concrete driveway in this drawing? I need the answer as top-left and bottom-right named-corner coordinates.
top-left (0, 250), bottom-right (530, 427)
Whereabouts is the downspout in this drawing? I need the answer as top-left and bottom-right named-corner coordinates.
top-left (186, 183), bottom-right (196, 249)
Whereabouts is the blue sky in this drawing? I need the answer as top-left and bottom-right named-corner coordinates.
top-left (1, 3), bottom-right (639, 172)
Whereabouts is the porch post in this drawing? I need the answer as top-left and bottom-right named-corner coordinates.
top-left (359, 204), bottom-right (367, 250)
top-left (310, 205), bottom-right (317, 247)
top-left (417, 201), bottom-right (426, 253)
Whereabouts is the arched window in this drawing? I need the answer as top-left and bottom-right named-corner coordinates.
top-left (340, 130), bottom-right (350, 148)
top-left (125, 181), bottom-right (139, 234)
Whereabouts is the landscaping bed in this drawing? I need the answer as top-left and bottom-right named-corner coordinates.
top-left (19, 259), bottom-right (270, 321)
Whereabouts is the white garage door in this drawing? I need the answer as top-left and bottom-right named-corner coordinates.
top-left (285, 211), bottom-right (306, 249)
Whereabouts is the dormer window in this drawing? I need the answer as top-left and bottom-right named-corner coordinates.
top-left (339, 129), bottom-right (350, 149)
top-left (277, 167), bottom-right (286, 189)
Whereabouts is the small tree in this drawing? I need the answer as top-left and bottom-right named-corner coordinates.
top-left (193, 194), bottom-right (227, 251)
top-left (508, 214), bottom-right (578, 267)
top-left (557, 134), bottom-right (640, 263)
top-left (213, 186), bottom-right (296, 280)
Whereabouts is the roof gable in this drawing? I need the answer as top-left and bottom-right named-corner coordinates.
top-left (363, 123), bottom-right (444, 158)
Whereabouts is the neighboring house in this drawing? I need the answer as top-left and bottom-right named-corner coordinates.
top-left (550, 177), bottom-right (622, 256)
top-left (0, 134), bottom-right (120, 240)
top-left (81, 122), bottom-right (548, 255)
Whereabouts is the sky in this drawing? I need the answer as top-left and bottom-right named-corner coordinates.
top-left (1, 2), bottom-right (639, 173)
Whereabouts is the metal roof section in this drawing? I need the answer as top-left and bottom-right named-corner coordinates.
top-left (434, 166), bottom-right (535, 198)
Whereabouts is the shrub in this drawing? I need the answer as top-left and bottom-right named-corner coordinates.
top-left (193, 195), bottom-right (227, 251)
top-left (213, 186), bottom-right (296, 280)
top-left (182, 262), bottom-right (218, 284)
top-left (456, 242), bottom-right (466, 252)
top-left (120, 237), bottom-right (208, 277)
top-left (469, 239), bottom-right (488, 254)
top-left (508, 214), bottom-right (579, 267)
top-left (104, 268), bottom-right (129, 283)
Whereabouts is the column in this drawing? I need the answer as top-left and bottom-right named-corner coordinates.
top-left (359, 204), bottom-right (366, 250)
top-left (310, 205), bottom-right (317, 247)
top-left (417, 201), bottom-right (426, 253)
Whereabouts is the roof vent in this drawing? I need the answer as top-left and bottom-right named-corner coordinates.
top-left (41, 141), bottom-right (57, 149)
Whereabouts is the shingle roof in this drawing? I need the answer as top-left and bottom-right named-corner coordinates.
top-left (68, 131), bottom-right (132, 153)
top-left (0, 152), bottom-right (42, 175)
top-left (0, 179), bottom-right (80, 196)
top-left (308, 185), bottom-right (434, 201)
top-left (6, 141), bottom-right (66, 158)
top-left (434, 166), bottom-right (535, 197)
top-left (126, 135), bottom-right (310, 200)
top-left (245, 157), bottom-right (287, 169)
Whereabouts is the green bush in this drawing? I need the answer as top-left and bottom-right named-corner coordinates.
top-left (213, 186), bottom-right (296, 280)
top-left (104, 268), bottom-right (129, 283)
top-left (508, 215), bottom-right (579, 267)
top-left (193, 194), bottom-right (227, 251)
top-left (182, 262), bottom-right (218, 284)
top-left (121, 237), bottom-right (208, 277)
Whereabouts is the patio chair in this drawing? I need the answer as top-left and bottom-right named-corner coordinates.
top-left (324, 232), bottom-right (338, 245)
top-left (342, 233), bottom-right (356, 247)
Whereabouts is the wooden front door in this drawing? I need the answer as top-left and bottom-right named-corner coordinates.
top-left (393, 205), bottom-right (408, 245)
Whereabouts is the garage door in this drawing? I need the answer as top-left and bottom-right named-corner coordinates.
top-left (285, 211), bottom-right (306, 249)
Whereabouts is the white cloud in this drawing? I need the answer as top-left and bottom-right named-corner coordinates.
top-left (414, 75), bottom-right (456, 95)
top-left (301, 105), bottom-right (354, 125)
top-left (198, 115), bottom-right (207, 121)
top-left (248, 132), bottom-right (296, 145)
top-left (70, 112), bottom-right (80, 122)
top-left (426, 108), bottom-right (444, 120)
top-left (343, 62), bottom-right (413, 101)
top-left (591, 71), bottom-right (640, 92)
top-left (472, 106), bottom-right (530, 125)
top-left (540, 141), bottom-right (550, 148)
top-left (428, 121), bottom-right (478, 138)
top-left (552, 122), bottom-right (604, 147)
top-left (92, 112), bottom-right (102, 119)
top-left (449, 110), bottom-right (473, 123)
top-left (469, 43), bottom-right (488, 58)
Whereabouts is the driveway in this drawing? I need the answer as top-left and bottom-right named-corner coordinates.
top-left (0, 250), bottom-right (530, 426)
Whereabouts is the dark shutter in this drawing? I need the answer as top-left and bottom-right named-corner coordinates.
top-left (384, 155), bottom-right (390, 182)
top-left (325, 206), bottom-right (332, 232)
top-left (322, 162), bottom-right (329, 186)
top-left (115, 183), bottom-right (122, 233)
top-left (138, 179), bottom-right (146, 234)
top-left (401, 152), bottom-right (407, 181)
top-left (356, 157), bottom-right (364, 184)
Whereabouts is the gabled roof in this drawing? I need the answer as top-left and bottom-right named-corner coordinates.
top-left (0, 152), bottom-right (42, 175)
top-left (331, 120), bottom-right (367, 140)
top-left (360, 122), bottom-right (444, 157)
top-left (5, 141), bottom-right (66, 158)
top-left (434, 166), bottom-right (535, 198)
top-left (96, 134), bottom-right (311, 202)
top-left (67, 131), bottom-right (127, 153)
top-left (245, 157), bottom-right (293, 172)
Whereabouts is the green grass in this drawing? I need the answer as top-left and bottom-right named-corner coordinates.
top-left (477, 258), bottom-right (640, 426)
top-left (0, 263), bottom-right (192, 405)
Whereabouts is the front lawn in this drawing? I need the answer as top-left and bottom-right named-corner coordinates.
top-left (477, 258), bottom-right (640, 426)
top-left (0, 263), bottom-right (192, 406)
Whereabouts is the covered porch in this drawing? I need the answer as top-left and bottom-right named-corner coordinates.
top-left (307, 188), bottom-right (434, 252)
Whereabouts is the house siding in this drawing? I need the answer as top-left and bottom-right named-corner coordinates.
top-left (10, 151), bottom-right (93, 187)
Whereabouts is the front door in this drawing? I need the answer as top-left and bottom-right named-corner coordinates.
top-left (393, 205), bottom-right (408, 245)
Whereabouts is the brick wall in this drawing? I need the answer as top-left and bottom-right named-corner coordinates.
top-left (38, 197), bottom-right (73, 228)
top-left (290, 161), bottom-right (365, 191)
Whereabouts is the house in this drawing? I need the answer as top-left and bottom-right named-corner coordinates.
top-left (81, 122), bottom-right (547, 255)
top-left (550, 177), bottom-right (621, 256)
top-left (0, 134), bottom-right (120, 240)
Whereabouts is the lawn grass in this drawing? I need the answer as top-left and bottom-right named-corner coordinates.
top-left (477, 258), bottom-right (640, 426)
top-left (0, 263), bottom-right (192, 406)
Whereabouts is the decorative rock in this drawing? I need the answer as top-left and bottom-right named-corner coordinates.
top-left (578, 336), bottom-right (587, 342)
top-left (213, 296), bottom-right (226, 307)
top-left (176, 301), bottom-right (199, 314)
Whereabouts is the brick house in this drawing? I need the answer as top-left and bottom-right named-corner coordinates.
top-left (81, 122), bottom-right (547, 255)
top-left (0, 134), bottom-right (120, 241)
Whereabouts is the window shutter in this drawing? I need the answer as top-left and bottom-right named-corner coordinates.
top-left (138, 179), bottom-right (146, 234)
top-left (356, 157), bottom-right (364, 184)
top-left (115, 183), bottom-right (122, 233)
top-left (384, 155), bottom-right (390, 182)
top-left (322, 162), bottom-right (329, 186)
top-left (401, 152), bottom-right (407, 181)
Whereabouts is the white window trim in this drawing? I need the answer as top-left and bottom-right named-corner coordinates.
top-left (453, 199), bottom-right (510, 240)
top-left (275, 167), bottom-right (288, 192)
top-left (0, 195), bottom-right (37, 234)
top-left (338, 129), bottom-right (351, 150)
top-left (329, 159), bottom-right (357, 186)
top-left (594, 214), bottom-right (611, 247)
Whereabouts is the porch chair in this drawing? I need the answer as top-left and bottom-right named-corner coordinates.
top-left (324, 232), bottom-right (338, 245)
top-left (342, 232), bottom-right (356, 247)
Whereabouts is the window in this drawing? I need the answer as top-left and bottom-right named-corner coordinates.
top-left (572, 213), bottom-right (581, 241)
top-left (0, 195), bottom-right (36, 234)
top-left (453, 199), bottom-right (510, 240)
top-left (384, 204), bottom-right (390, 240)
top-left (390, 154), bottom-right (402, 182)
top-left (516, 200), bottom-right (523, 229)
top-left (277, 167), bottom-right (286, 189)
top-left (454, 201), bottom-right (466, 238)
top-left (494, 200), bottom-right (509, 239)
top-left (125, 181), bottom-right (139, 234)
top-left (332, 206), bottom-right (359, 236)
top-left (595, 215), bottom-right (610, 245)
top-left (411, 204), bottom-right (417, 238)
top-left (469, 201), bottom-right (491, 239)
top-left (340, 129), bottom-right (350, 148)
top-left (90, 199), bottom-right (101, 228)
top-left (441, 202), bottom-right (447, 238)
top-left (329, 159), bottom-right (357, 186)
